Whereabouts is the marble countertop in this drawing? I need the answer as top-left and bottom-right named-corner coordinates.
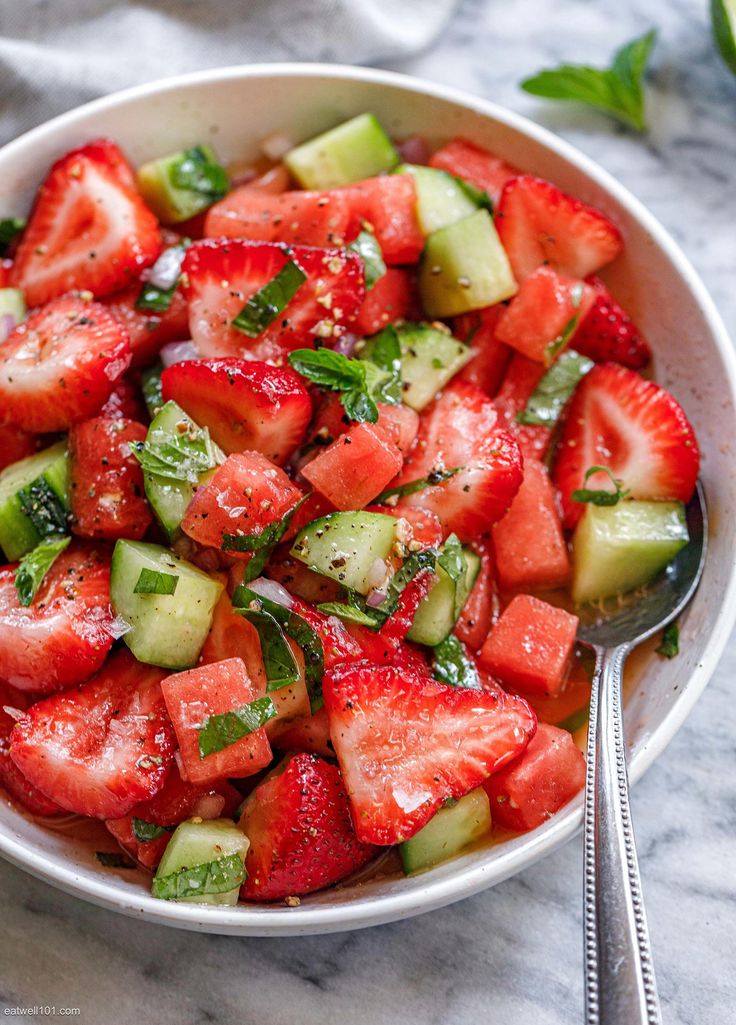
top-left (2, 1), bottom-right (735, 1022)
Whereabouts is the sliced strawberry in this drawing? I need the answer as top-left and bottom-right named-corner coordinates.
top-left (365, 504), bottom-right (444, 550)
top-left (181, 451), bottom-right (304, 558)
top-left (106, 763), bottom-right (241, 869)
top-left (342, 176), bottom-right (424, 264)
top-left (239, 752), bottom-right (377, 900)
top-left (353, 268), bottom-right (415, 336)
top-left (574, 276), bottom-right (651, 369)
top-left (496, 175), bottom-right (623, 283)
top-left (454, 306), bottom-right (512, 397)
top-left (429, 138), bottom-right (519, 204)
top-left (183, 238), bottom-right (364, 364)
top-left (494, 267), bottom-right (596, 363)
top-left (394, 380), bottom-right (524, 542)
top-left (205, 186), bottom-right (359, 247)
top-left (161, 657), bottom-right (272, 785)
top-left (553, 363), bottom-right (700, 529)
top-left (161, 357), bottom-right (312, 465)
top-left (0, 682), bottom-right (65, 816)
top-left (9, 649), bottom-right (175, 818)
top-left (99, 373), bottom-right (148, 421)
top-left (324, 662), bottom-right (536, 844)
top-left (10, 140), bottom-right (161, 306)
top-left (0, 543), bottom-right (115, 694)
top-left (0, 296), bottom-right (131, 433)
top-left (69, 417), bottom-right (152, 541)
top-left (300, 421), bottom-right (403, 511)
top-left (455, 540), bottom-right (498, 651)
top-left (0, 424), bottom-right (39, 473)
top-left (102, 282), bottom-right (189, 368)
top-left (494, 353), bottom-right (551, 462)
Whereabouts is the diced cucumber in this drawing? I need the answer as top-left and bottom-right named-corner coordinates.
top-left (408, 546), bottom-right (480, 645)
top-left (141, 362), bottom-right (164, 419)
top-left (142, 401), bottom-right (221, 539)
top-left (153, 819), bottom-right (249, 905)
top-left (284, 113), bottom-right (399, 189)
top-left (0, 442), bottom-right (69, 561)
top-left (396, 164), bottom-right (479, 235)
top-left (0, 288), bottom-right (26, 333)
top-left (419, 210), bottom-right (517, 317)
top-left (400, 788), bottom-right (491, 874)
top-left (111, 540), bottom-right (223, 669)
top-left (136, 144), bottom-right (229, 224)
top-left (361, 322), bottom-right (472, 411)
top-left (290, 511), bottom-right (399, 595)
top-left (572, 500), bottom-right (689, 606)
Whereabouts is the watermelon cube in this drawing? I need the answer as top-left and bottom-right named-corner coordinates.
top-left (484, 722), bottom-right (585, 832)
top-left (454, 305), bottom-right (512, 398)
top-left (479, 594), bottom-right (578, 697)
top-left (161, 657), bottom-right (273, 784)
top-left (493, 353), bottom-right (551, 461)
top-left (495, 267), bottom-right (595, 363)
top-left (493, 460), bottom-right (570, 591)
top-left (300, 421), bottom-right (403, 511)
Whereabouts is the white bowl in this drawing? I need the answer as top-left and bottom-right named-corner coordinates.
top-left (1, 64), bottom-right (734, 936)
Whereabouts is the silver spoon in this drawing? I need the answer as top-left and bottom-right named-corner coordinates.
top-left (577, 484), bottom-right (707, 1025)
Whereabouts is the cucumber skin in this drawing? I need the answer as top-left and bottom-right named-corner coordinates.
top-left (137, 144), bottom-right (224, 224)
top-left (0, 442), bottom-right (69, 561)
top-left (154, 819), bottom-right (249, 906)
top-left (400, 788), bottom-right (492, 874)
top-left (290, 511), bottom-right (399, 595)
top-left (407, 547), bottom-right (480, 646)
top-left (111, 539), bottom-right (223, 669)
top-left (285, 113), bottom-right (399, 190)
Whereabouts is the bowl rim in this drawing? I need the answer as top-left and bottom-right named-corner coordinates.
top-left (1, 60), bottom-right (735, 935)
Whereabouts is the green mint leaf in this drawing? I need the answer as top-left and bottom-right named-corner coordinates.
top-left (288, 348), bottom-right (366, 391)
top-left (377, 548), bottom-right (438, 616)
top-left (136, 281), bottom-right (177, 312)
top-left (233, 586), bottom-right (325, 711)
top-left (141, 363), bottom-right (164, 419)
top-left (169, 146), bottom-right (229, 198)
top-left (656, 621), bottom-right (679, 659)
top-left (234, 606), bottom-right (299, 691)
top-left (348, 229), bottom-right (386, 290)
top-left (437, 534), bottom-right (467, 587)
top-left (517, 349), bottom-right (595, 426)
top-left (544, 313), bottom-right (581, 365)
top-left (712, 0), bottom-right (736, 75)
top-left (360, 327), bottom-right (403, 405)
top-left (232, 259), bottom-right (307, 338)
top-left (0, 216), bottom-right (25, 255)
top-left (197, 696), bottom-right (278, 758)
top-left (521, 29), bottom-right (656, 132)
top-left (340, 387), bottom-right (379, 423)
top-left (454, 176), bottom-right (493, 212)
top-left (96, 852), bottom-right (136, 868)
top-left (373, 466), bottom-right (463, 504)
top-left (152, 852), bottom-right (246, 901)
top-left (14, 536), bottom-right (71, 607)
top-left (316, 601), bottom-right (382, 627)
top-left (17, 479), bottom-right (69, 539)
top-left (432, 634), bottom-right (482, 689)
top-left (572, 465), bottom-right (630, 507)
top-left (133, 567), bottom-right (179, 596)
top-left (222, 493), bottom-right (310, 585)
top-left (131, 818), bottom-right (172, 843)
top-left (132, 414), bottom-right (219, 483)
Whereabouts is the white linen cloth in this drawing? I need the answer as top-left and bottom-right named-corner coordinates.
top-left (0, 0), bottom-right (458, 145)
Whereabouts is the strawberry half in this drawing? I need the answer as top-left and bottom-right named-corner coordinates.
top-left (553, 362), bottom-right (700, 529)
top-left (0, 543), bottom-right (116, 694)
top-left (161, 357), bottom-right (312, 465)
top-left (10, 139), bottom-right (161, 307)
top-left (573, 276), bottom-right (651, 370)
top-left (102, 282), bottom-right (189, 368)
top-left (239, 752), bottom-right (378, 900)
top-left (428, 137), bottom-right (519, 204)
top-left (183, 238), bottom-right (365, 364)
top-left (0, 682), bottom-right (65, 816)
top-left (0, 296), bottom-right (131, 433)
top-left (324, 662), bottom-right (537, 844)
top-left (496, 175), bottom-right (623, 282)
top-left (394, 380), bottom-right (524, 542)
top-left (9, 648), bottom-right (175, 819)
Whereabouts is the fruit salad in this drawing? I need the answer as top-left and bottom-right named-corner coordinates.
top-left (0, 113), bottom-right (699, 906)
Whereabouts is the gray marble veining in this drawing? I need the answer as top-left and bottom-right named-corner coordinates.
top-left (1, 1), bottom-right (735, 1022)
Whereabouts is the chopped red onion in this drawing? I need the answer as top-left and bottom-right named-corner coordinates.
top-left (141, 245), bottom-right (186, 291)
top-left (1, 704), bottom-right (25, 722)
top-left (160, 340), bottom-right (198, 368)
top-left (366, 588), bottom-right (388, 608)
top-left (191, 793), bottom-right (226, 820)
top-left (397, 135), bottom-right (431, 166)
top-left (0, 312), bottom-right (18, 343)
top-left (332, 332), bottom-right (358, 357)
top-left (247, 577), bottom-right (294, 608)
top-left (260, 132), bottom-right (294, 162)
top-left (366, 557), bottom-right (389, 591)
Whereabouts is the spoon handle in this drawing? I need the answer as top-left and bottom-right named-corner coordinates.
top-left (583, 643), bottom-right (662, 1025)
